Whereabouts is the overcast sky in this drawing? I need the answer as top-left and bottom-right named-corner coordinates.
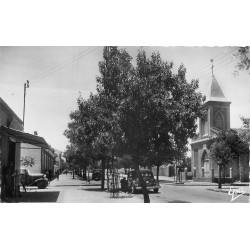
top-left (0, 46), bottom-right (249, 152)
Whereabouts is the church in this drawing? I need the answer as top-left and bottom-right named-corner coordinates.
top-left (190, 73), bottom-right (249, 183)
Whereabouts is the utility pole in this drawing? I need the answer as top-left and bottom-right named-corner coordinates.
top-left (23, 80), bottom-right (29, 130)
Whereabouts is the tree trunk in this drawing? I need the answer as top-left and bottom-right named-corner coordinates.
top-left (106, 159), bottom-right (109, 190)
top-left (223, 165), bottom-right (226, 184)
top-left (218, 164), bottom-right (222, 189)
top-left (101, 158), bottom-right (105, 190)
top-left (156, 161), bottom-right (160, 182)
top-left (135, 165), bottom-right (150, 203)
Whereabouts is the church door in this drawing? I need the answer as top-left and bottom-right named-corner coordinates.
top-left (202, 151), bottom-right (210, 178)
top-left (204, 160), bottom-right (210, 177)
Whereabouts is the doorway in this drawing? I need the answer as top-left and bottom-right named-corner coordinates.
top-left (202, 150), bottom-right (210, 178)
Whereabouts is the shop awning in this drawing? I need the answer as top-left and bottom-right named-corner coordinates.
top-left (0, 126), bottom-right (51, 150)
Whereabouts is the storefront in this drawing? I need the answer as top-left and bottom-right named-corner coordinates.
top-left (0, 126), bottom-right (50, 201)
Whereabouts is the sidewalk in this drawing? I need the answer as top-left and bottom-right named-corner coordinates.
top-left (157, 175), bottom-right (250, 195)
top-left (4, 174), bottom-right (143, 203)
top-left (50, 174), bottom-right (143, 203)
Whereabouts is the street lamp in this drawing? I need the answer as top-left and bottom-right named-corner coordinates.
top-left (23, 80), bottom-right (29, 130)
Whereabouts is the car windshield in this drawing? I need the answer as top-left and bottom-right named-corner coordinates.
top-left (141, 172), bottom-right (153, 177)
top-left (128, 171), bottom-right (153, 178)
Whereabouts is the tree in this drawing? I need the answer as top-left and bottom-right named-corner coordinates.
top-left (117, 154), bottom-right (134, 170)
top-left (208, 130), bottom-right (249, 188)
top-left (118, 51), bottom-right (205, 182)
top-left (64, 46), bottom-right (205, 203)
top-left (238, 116), bottom-right (250, 144)
top-left (21, 155), bottom-right (36, 168)
top-left (235, 46), bottom-right (250, 74)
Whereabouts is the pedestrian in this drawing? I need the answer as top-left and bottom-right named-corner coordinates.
top-left (56, 170), bottom-right (59, 180)
top-left (48, 169), bottom-right (52, 181)
top-left (120, 177), bottom-right (128, 192)
top-left (45, 169), bottom-right (49, 179)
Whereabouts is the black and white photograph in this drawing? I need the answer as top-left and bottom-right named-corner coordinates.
top-left (1, 46), bottom-right (249, 203)
top-left (0, 1), bottom-right (249, 250)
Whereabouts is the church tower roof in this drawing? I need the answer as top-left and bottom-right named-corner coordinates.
top-left (205, 75), bottom-right (230, 103)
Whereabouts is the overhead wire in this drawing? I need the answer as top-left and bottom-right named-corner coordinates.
top-left (188, 47), bottom-right (238, 79)
top-left (30, 47), bottom-right (99, 82)
top-left (30, 47), bottom-right (92, 81)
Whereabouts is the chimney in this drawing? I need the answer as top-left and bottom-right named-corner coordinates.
top-left (34, 131), bottom-right (38, 135)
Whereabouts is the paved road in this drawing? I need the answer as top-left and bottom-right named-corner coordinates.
top-left (7, 174), bottom-right (249, 203)
top-left (133, 182), bottom-right (249, 203)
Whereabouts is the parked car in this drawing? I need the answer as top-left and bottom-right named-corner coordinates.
top-left (127, 169), bottom-right (160, 193)
top-left (20, 168), bottom-right (49, 189)
top-left (92, 169), bottom-right (102, 181)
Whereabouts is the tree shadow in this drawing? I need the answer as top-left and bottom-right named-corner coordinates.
top-left (83, 187), bottom-right (107, 192)
top-left (168, 200), bottom-right (191, 203)
top-left (6, 191), bottom-right (60, 203)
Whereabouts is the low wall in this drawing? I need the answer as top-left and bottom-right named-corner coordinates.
top-left (152, 165), bottom-right (175, 177)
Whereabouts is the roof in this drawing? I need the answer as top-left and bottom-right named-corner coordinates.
top-left (0, 97), bottom-right (23, 125)
top-left (1, 125), bottom-right (51, 149)
top-left (205, 75), bottom-right (230, 103)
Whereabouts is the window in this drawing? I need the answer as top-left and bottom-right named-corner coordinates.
top-left (214, 112), bottom-right (224, 130)
top-left (201, 113), bottom-right (208, 135)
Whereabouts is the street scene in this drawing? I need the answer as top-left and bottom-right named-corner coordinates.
top-left (4, 171), bottom-right (249, 203)
top-left (1, 5), bottom-right (249, 250)
top-left (0, 46), bottom-right (249, 203)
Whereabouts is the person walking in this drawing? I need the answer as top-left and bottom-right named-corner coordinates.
top-left (48, 169), bottom-right (52, 182)
top-left (56, 170), bottom-right (60, 180)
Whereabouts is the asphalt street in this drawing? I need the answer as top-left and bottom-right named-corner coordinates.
top-left (7, 173), bottom-right (249, 203)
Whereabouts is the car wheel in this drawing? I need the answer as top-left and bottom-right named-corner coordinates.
top-left (131, 185), bottom-right (136, 194)
top-left (154, 188), bottom-right (159, 193)
top-left (37, 180), bottom-right (48, 189)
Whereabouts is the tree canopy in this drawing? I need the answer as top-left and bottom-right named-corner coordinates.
top-left (208, 129), bottom-right (249, 166)
top-left (64, 46), bottom-right (206, 202)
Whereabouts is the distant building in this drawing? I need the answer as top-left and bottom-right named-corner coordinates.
top-left (54, 149), bottom-right (62, 173)
top-left (190, 75), bottom-right (249, 182)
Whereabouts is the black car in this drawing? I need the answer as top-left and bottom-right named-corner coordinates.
top-left (92, 169), bottom-right (102, 181)
top-left (20, 168), bottom-right (49, 189)
top-left (127, 169), bottom-right (160, 194)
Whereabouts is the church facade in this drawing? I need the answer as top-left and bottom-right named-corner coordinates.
top-left (190, 75), bottom-right (249, 182)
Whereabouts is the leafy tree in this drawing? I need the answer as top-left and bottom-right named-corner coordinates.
top-left (235, 46), bottom-right (250, 73)
top-left (208, 129), bottom-right (249, 188)
top-left (238, 116), bottom-right (250, 144)
top-left (117, 154), bottom-right (134, 170)
top-left (118, 51), bottom-right (205, 182)
top-left (64, 46), bottom-right (205, 203)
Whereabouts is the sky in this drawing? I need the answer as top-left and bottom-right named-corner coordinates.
top-left (0, 46), bottom-right (249, 152)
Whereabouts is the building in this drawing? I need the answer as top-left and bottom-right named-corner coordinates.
top-left (0, 97), bottom-right (50, 201)
top-left (54, 149), bottom-right (62, 173)
top-left (190, 75), bottom-right (249, 182)
top-left (20, 142), bottom-right (56, 175)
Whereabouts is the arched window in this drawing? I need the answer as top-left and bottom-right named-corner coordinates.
top-left (201, 113), bottom-right (208, 135)
top-left (214, 112), bottom-right (224, 130)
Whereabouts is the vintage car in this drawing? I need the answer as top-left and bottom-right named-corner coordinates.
top-left (92, 169), bottom-right (102, 181)
top-left (127, 169), bottom-right (160, 193)
top-left (20, 168), bottom-right (49, 189)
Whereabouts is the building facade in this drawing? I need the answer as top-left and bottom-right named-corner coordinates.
top-left (0, 97), bottom-right (51, 201)
top-left (54, 149), bottom-right (62, 173)
top-left (0, 97), bottom-right (23, 199)
top-left (190, 75), bottom-right (249, 182)
top-left (20, 143), bottom-right (56, 174)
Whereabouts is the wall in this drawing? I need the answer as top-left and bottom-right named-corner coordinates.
top-left (0, 97), bottom-right (23, 199)
top-left (20, 143), bottom-right (42, 174)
